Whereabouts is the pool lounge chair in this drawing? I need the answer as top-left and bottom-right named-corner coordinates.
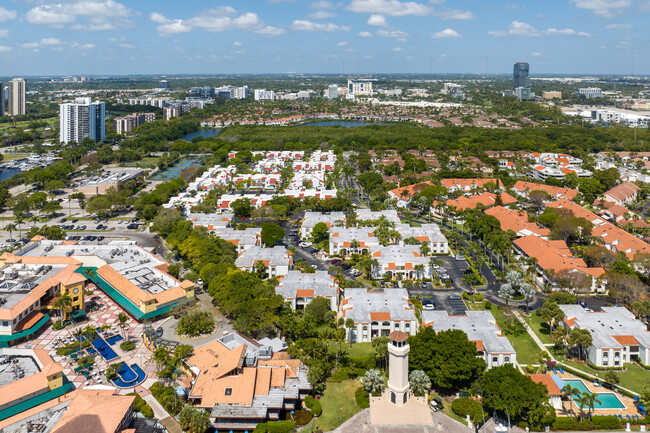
top-left (594, 380), bottom-right (599, 387)
top-left (553, 368), bottom-right (558, 374)
top-left (559, 367), bottom-right (564, 374)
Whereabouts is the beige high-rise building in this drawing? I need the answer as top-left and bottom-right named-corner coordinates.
top-left (542, 91), bottom-right (562, 100)
top-left (8, 78), bottom-right (25, 116)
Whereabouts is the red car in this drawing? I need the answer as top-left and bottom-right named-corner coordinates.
top-left (331, 259), bottom-right (341, 265)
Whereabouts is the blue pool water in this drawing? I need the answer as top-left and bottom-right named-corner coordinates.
top-left (105, 335), bottom-right (123, 345)
top-left (563, 379), bottom-right (625, 409)
top-left (92, 337), bottom-right (119, 362)
top-left (112, 363), bottom-right (146, 388)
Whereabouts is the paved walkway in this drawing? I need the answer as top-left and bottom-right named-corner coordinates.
top-left (144, 394), bottom-right (183, 433)
top-left (334, 408), bottom-right (473, 433)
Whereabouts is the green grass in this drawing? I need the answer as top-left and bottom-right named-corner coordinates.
top-left (521, 312), bottom-right (554, 345)
top-left (490, 306), bottom-right (542, 365)
top-left (120, 156), bottom-right (160, 167)
top-left (430, 390), bottom-right (468, 426)
top-left (300, 380), bottom-right (362, 432)
top-left (328, 342), bottom-right (374, 358)
top-left (0, 153), bottom-right (30, 161)
top-left (562, 361), bottom-right (650, 394)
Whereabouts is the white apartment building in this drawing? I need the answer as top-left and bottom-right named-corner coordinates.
top-left (395, 223), bottom-right (448, 254)
top-left (370, 245), bottom-right (432, 280)
top-left (214, 228), bottom-right (261, 253)
top-left (422, 310), bottom-right (517, 369)
top-left (8, 78), bottom-right (26, 116)
top-left (275, 270), bottom-right (338, 311)
top-left (59, 97), bottom-right (106, 144)
top-left (235, 246), bottom-right (292, 278)
top-left (300, 211), bottom-right (346, 239)
top-left (329, 227), bottom-right (379, 257)
top-left (355, 209), bottom-right (401, 225)
top-left (347, 79), bottom-right (373, 97)
top-left (254, 89), bottom-right (275, 101)
top-left (341, 288), bottom-right (417, 343)
top-left (578, 88), bottom-right (602, 99)
top-left (233, 86), bottom-right (249, 99)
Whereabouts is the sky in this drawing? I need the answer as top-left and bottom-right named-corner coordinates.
top-left (0, 0), bottom-right (649, 76)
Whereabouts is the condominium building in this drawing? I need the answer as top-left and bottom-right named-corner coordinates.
top-left (347, 79), bottom-right (373, 96)
top-left (300, 211), bottom-right (346, 239)
top-left (235, 246), bottom-right (292, 278)
top-left (158, 79), bottom-right (169, 89)
top-left (59, 97), bottom-right (106, 144)
top-left (370, 245), bottom-right (432, 280)
top-left (214, 228), bottom-right (261, 253)
top-left (113, 112), bottom-right (156, 135)
top-left (190, 86), bottom-right (215, 99)
top-left (578, 87), bottom-right (602, 99)
top-left (275, 270), bottom-right (339, 310)
top-left (254, 89), bottom-right (275, 101)
top-left (0, 82), bottom-right (4, 117)
top-left (233, 85), bottom-right (249, 99)
top-left (542, 91), bottom-right (562, 99)
top-left (8, 78), bottom-right (25, 116)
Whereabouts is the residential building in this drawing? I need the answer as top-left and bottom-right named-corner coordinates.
top-left (275, 270), bottom-right (338, 310)
top-left (395, 223), bottom-right (448, 253)
top-left (445, 191), bottom-right (517, 211)
top-left (233, 86), bottom-right (249, 99)
top-left (442, 83), bottom-right (466, 99)
top-left (184, 332), bottom-right (311, 431)
top-left (214, 228), bottom-right (261, 253)
top-left (527, 374), bottom-right (563, 410)
top-left (542, 91), bottom-right (562, 99)
top-left (128, 97), bottom-right (170, 108)
top-left (59, 97), bottom-right (106, 144)
top-left (485, 206), bottom-right (550, 238)
top-left (513, 235), bottom-right (605, 291)
top-left (190, 86), bottom-right (215, 98)
top-left (159, 79), bottom-right (169, 89)
top-left (347, 79), bottom-right (373, 97)
top-left (422, 310), bottom-right (517, 369)
top-left (355, 209), bottom-right (401, 225)
top-left (510, 181), bottom-right (578, 201)
top-left (327, 85), bottom-right (340, 99)
top-left (235, 246), bottom-right (292, 278)
top-left (441, 178), bottom-right (498, 193)
top-left (7, 78), bottom-right (25, 116)
top-left (75, 168), bottom-right (144, 196)
top-left (578, 87), bottom-right (602, 99)
top-left (387, 181), bottom-right (434, 207)
top-left (15, 239), bottom-right (195, 321)
top-left (299, 211), bottom-right (346, 239)
top-left (531, 164), bottom-right (592, 180)
top-left (559, 305), bottom-right (650, 367)
top-left (0, 82), bottom-right (3, 117)
top-left (0, 348), bottom-right (71, 421)
top-left (0, 387), bottom-right (136, 433)
top-left (187, 212), bottom-right (234, 232)
top-left (341, 288), bottom-right (417, 343)
top-left (370, 245), bottom-right (431, 280)
top-left (329, 227), bottom-right (379, 257)
top-left (254, 89), bottom-right (275, 101)
top-left (601, 181), bottom-right (639, 206)
top-left (113, 112), bottom-right (156, 134)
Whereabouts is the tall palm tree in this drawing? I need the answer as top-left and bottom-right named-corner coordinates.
top-left (333, 327), bottom-right (345, 370)
top-left (15, 215), bottom-right (23, 239)
top-left (84, 325), bottom-right (98, 343)
top-left (117, 312), bottom-right (129, 339)
top-left (561, 384), bottom-right (580, 419)
top-left (53, 293), bottom-right (72, 325)
top-left (73, 327), bottom-right (85, 352)
top-left (5, 223), bottom-right (16, 241)
top-left (585, 392), bottom-right (601, 420)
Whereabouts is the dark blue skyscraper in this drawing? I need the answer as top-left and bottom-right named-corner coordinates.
top-left (513, 62), bottom-right (529, 89)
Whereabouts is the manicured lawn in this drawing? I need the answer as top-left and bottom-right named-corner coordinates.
top-left (328, 342), bottom-right (374, 358)
top-left (0, 153), bottom-right (30, 161)
top-left (430, 390), bottom-right (468, 426)
top-left (562, 360), bottom-right (650, 394)
top-left (300, 379), bottom-right (362, 432)
top-left (521, 312), bottom-right (554, 345)
top-left (120, 156), bottom-right (160, 167)
top-left (490, 307), bottom-right (542, 365)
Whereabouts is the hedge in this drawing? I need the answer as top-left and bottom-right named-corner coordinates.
top-left (355, 387), bottom-right (370, 409)
top-left (120, 340), bottom-right (136, 351)
top-left (305, 395), bottom-right (322, 416)
top-left (252, 420), bottom-right (296, 433)
top-left (552, 416), bottom-right (621, 431)
top-left (330, 371), bottom-right (349, 382)
top-left (127, 392), bottom-right (154, 418)
top-left (451, 397), bottom-right (483, 424)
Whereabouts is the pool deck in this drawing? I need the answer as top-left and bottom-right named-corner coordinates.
top-left (554, 372), bottom-right (641, 418)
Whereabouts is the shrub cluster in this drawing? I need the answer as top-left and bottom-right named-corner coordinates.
top-left (304, 395), bottom-right (322, 416)
top-left (552, 416), bottom-right (621, 431)
top-left (451, 397), bottom-right (483, 424)
top-left (177, 311), bottom-right (215, 337)
top-left (355, 387), bottom-right (370, 409)
top-left (252, 420), bottom-right (296, 433)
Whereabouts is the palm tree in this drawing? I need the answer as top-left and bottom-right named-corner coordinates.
top-left (562, 384), bottom-right (580, 419)
top-left (5, 223), bottom-right (16, 241)
top-left (577, 392), bottom-right (590, 422)
top-left (345, 318), bottom-right (355, 348)
top-left (53, 293), bottom-right (72, 325)
top-left (73, 327), bottom-right (85, 352)
top-left (84, 325), bottom-right (98, 343)
top-left (584, 391), bottom-right (601, 420)
top-left (414, 264), bottom-right (425, 281)
top-left (15, 215), bottom-right (23, 239)
top-left (153, 346), bottom-right (170, 381)
top-left (117, 312), bottom-right (129, 339)
top-left (333, 327), bottom-right (345, 370)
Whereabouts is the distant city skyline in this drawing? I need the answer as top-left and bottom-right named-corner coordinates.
top-left (0, 0), bottom-right (648, 75)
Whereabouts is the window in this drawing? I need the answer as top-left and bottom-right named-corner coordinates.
top-left (492, 357), bottom-right (498, 363)
top-left (504, 357), bottom-right (510, 363)
top-left (2, 321), bottom-right (7, 327)
top-left (603, 360), bottom-right (608, 366)
top-left (225, 388), bottom-right (232, 396)
top-left (73, 297), bottom-right (79, 302)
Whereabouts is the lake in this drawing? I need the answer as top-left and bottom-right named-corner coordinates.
top-left (180, 128), bottom-right (222, 142)
top-left (0, 168), bottom-right (22, 182)
top-left (297, 120), bottom-right (389, 127)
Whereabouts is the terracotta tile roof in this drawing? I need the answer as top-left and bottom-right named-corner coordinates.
top-left (296, 289), bottom-right (315, 297)
top-left (441, 178), bottom-right (497, 190)
top-left (447, 192), bottom-right (516, 211)
top-left (527, 374), bottom-right (562, 395)
top-left (13, 311), bottom-right (45, 332)
top-left (470, 340), bottom-right (485, 351)
top-left (485, 206), bottom-right (550, 237)
top-left (511, 181), bottom-right (578, 200)
top-left (603, 181), bottom-right (639, 203)
top-left (612, 335), bottom-right (639, 345)
top-left (51, 389), bottom-right (134, 433)
top-left (388, 181), bottom-right (433, 200)
top-left (370, 312), bottom-right (391, 321)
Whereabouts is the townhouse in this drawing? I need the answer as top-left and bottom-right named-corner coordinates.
top-left (340, 288), bottom-right (417, 343)
top-left (184, 332), bottom-right (311, 431)
top-left (275, 270), bottom-right (339, 311)
top-left (355, 209), bottom-right (401, 225)
top-left (510, 181), bottom-right (578, 201)
top-left (187, 212), bottom-right (234, 232)
top-left (370, 245), bottom-right (431, 280)
top-left (441, 178), bottom-right (498, 194)
top-left (422, 310), bottom-right (517, 369)
top-left (299, 211), bottom-right (346, 239)
top-left (485, 206), bottom-right (551, 238)
top-left (527, 374), bottom-right (563, 410)
top-left (387, 181), bottom-right (434, 207)
top-left (445, 191), bottom-right (517, 211)
top-left (329, 227), bottom-right (379, 257)
top-left (601, 181), bottom-right (640, 206)
top-left (214, 228), bottom-right (262, 252)
top-left (235, 246), bottom-right (292, 278)
top-left (559, 305), bottom-right (650, 367)
top-left (395, 223), bottom-right (448, 254)
top-left (232, 173), bottom-right (282, 190)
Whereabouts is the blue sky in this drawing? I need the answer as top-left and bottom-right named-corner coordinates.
top-left (0, 0), bottom-right (649, 76)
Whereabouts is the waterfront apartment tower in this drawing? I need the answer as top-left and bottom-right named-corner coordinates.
top-left (8, 78), bottom-right (26, 116)
top-left (513, 62), bottom-right (529, 89)
top-left (59, 97), bottom-right (106, 144)
top-left (0, 82), bottom-right (4, 117)
top-left (387, 331), bottom-right (410, 406)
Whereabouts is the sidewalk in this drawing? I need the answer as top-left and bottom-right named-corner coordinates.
top-left (143, 394), bottom-right (183, 433)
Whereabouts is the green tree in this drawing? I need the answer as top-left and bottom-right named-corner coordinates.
top-left (562, 384), bottom-right (581, 419)
top-left (568, 328), bottom-right (592, 362)
top-left (362, 369), bottom-right (384, 395)
top-left (311, 222), bottom-right (329, 243)
top-left (305, 296), bottom-right (332, 325)
top-left (151, 208), bottom-right (183, 237)
top-left (261, 222), bottom-right (285, 247)
top-left (231, 198), bottom-right (253, 219)
top-left (117, 312), bottom-right (129, 339)
top-left (408, 370), bottom-right (431, 396)
top-left (537, 300), bottom-right (565, 331)
top-left (178, 406), bottom-right (210, 433)
top-left (53, 293), bottom-right (72, 325)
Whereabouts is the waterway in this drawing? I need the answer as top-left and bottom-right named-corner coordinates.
top-left (179, 128), bottom-right (222, 142)
top-left (297, 120), bottom-right (389, 127)
top-left (0, 168), bottom-right (23, 182)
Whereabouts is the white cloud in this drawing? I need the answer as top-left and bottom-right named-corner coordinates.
top-left (311, 0), bottom-right (335, 8)
top-left (291, 19), bottom-right (350, 31)
top-left (605, 23), bottom-right (633, 29)
top-left (72, 42), bottom-right (96, 49)
top-left (0, 45), bottom-right (11, 53)
top-left (0, 7), bottom-right (16, 23)
top-left (392, 46), bottom-right (403, 51)
top-left (233, 40), bottom-right (242, 46)
top-left (348, 0), bottom-right (432, 16)
top-left (150, 8), bottom-right (284, 36)
top-left (358, 31), bottom-right (373, 37)
top-left (0, 29), bottom-right (8, 38)
top-left (120, 43), bottom-right (135, 48)
top-left (70, 23), bottom-right (114, 30)
top-left (433, 8), bottom-right (476, 20)
top-left (26, 0), bottom-right (131, 28)
top-left (531, 51), bottom-right (541, 56)
top-left (21, 42), bottom-right (39, 49)
top-left (368, 14), bottom-right (388, 26)
top-left (377, 29), bottom-right (408, 37)
top-left (40, 37), bottom-right (64, 46)
top-left (431, 28), bottom-right (460, 38)
top-left (309, 10), bottom-right (336, 19)
top-left (570, 0), bottom-right (631, 18)
top-left (338, 41), bottom-right (348, 46)
top-left (488, 21), bottom-right (590, 37)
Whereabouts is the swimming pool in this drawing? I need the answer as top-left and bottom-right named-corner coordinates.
top-left (105, 335), bottom-right (123, 345)
top-left (112, 363), bottom-right (146, 388)
top-left (92, 337), bottom-right (119, 362)
top-left (563, 379), bottom-right (625, 409)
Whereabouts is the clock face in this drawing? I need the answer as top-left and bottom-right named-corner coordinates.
top-left (73, 288), bottom-right (79, 294)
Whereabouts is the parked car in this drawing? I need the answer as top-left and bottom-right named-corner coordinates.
top-left (127, 223), bottom-right (139, 230)
top-left (449, 294), bottom-right (461, 300)
top-left (331, 258), bottom-right (341, 265)
top-left (156, 327), bottom-right (163, 337)
top-left (431, 397), bottom-right (444, 411)
top-left (97, 236), bottom-right (105, 241)
top-left (422, 299), bottom-right (435, 310)
top-left (341, 264), bottom-right (351, 271)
